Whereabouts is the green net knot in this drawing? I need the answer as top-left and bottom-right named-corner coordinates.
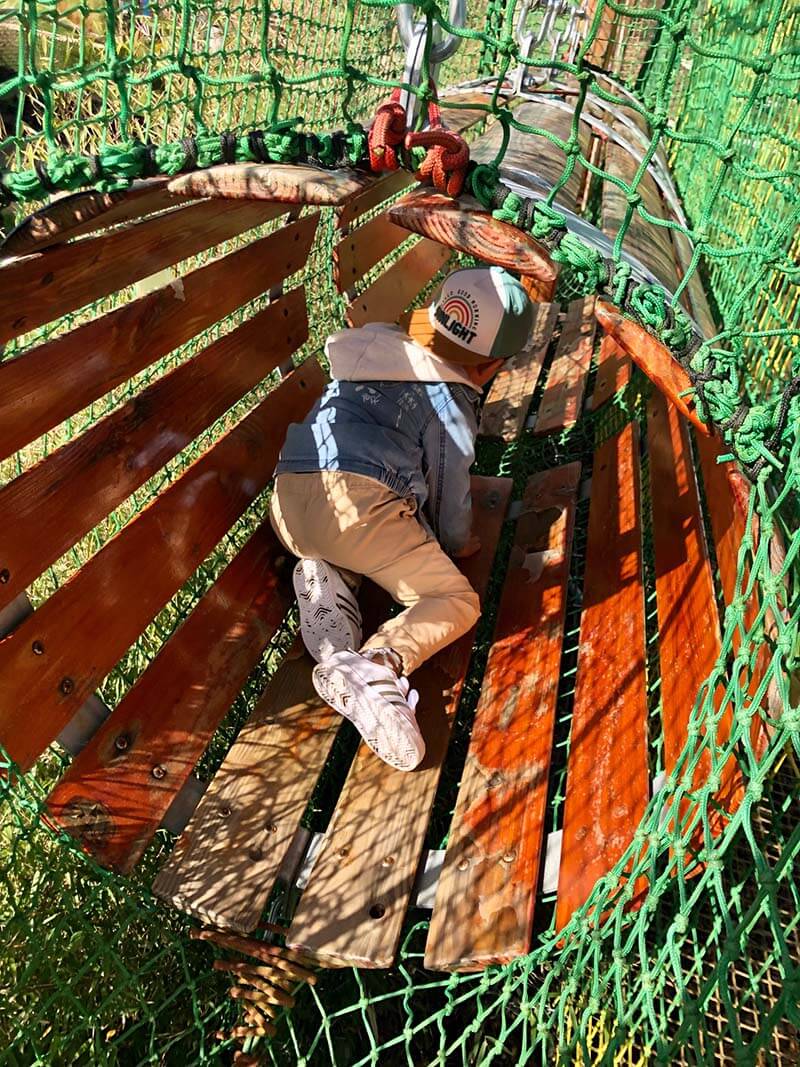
top-left (529, 201), bottom-right (567, 243)
top-left (468, 163), bottom-right (501, 209)
top-left (264, 118), bottom-right (304, 163)
top-left (552, 232), bottom-right (607, 297)
top-left (492, 190), bottom-right (523, 226)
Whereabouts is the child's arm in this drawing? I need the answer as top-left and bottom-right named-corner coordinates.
top-left (421, 385), bottom-right (480, 556)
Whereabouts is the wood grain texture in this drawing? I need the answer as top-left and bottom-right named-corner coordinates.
top-left (346, 239), bottom-right (451, 328)
top-left (0, 198), bottom-right (284, 345)
top-left (387, 190), bottom-right (558, 282)
top-left (556, 423), bottom-right (648, 929)
top-left (336, 171), bottom-right (416, 232)
top-left (0, 179), bottom-right (180, 257)
top-left (286, 477), bottom-right (512, 968)
top-left (152, 655), bottom-right (340, 929)
top-left (0, 289), bottom-right (308, 612)
top-left (534, 296), bottom-right (596, 436)
top-left (47, 526), bottom-right (292, 872)
top-left (0, 212), bottom-right (319, 463)
top-left (333, 215), bottom-right (410, 293)
top-left (695, 434), bottom-right (770, 759)
top-left (595, 299), bottom-right (710, 435)
top-left (425, 464), bottom-right (581, 971)
top-left (589, 333), bottom-right (632, 411)
top-left (0, 359), bottom-right (325, 772)
top-left (168, 164), bottom-right (372, 204)
top-left (648, 392), bottom-right (743, 831)
top-left (470, 100), bottom-right (590, 210)
top-left (479, 303), bottom-right (558, 441)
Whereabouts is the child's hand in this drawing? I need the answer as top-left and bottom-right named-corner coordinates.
top-left (453, 534), bottom-right (481, 558)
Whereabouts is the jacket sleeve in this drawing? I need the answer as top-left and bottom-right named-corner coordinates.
top-left (421, 384), bottom-right (480, 555)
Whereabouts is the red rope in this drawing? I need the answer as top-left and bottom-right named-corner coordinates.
top-left (366, 83), bottom-right (470, 197)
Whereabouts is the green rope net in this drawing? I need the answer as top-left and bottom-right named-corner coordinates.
top-left (1, 1), bottom-right (799, 1063)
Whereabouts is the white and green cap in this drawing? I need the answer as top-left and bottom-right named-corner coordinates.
top-left (426, 266), bottom-right (534, 365)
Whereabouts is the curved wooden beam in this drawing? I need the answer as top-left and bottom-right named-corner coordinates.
top-left (167, 163), bottom-right (372, 205)
top-left (387, 187), bottom-right (558, 296)
top-left (595, 298), bottom-right (712, 436)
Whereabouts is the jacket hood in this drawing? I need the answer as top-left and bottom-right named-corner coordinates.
top-left (325, 323), bottom-right (479, 391)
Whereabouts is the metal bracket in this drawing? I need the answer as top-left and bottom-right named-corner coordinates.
top-left (395, 1), bottom-right (466, 129)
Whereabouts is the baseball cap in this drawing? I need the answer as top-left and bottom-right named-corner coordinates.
top-left (400, 266), bottom-right (534, 366)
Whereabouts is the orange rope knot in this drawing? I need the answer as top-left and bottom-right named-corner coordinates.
top-left (405, 126), bottom-right (470, 197)
top-left (368, 89), bottom-right (407, 172)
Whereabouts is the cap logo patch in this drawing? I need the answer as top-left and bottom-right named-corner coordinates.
top-left (436, 290), bottom-right (481, 345)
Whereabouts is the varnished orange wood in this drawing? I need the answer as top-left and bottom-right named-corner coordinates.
top-left (0, 289), bottom-right (308, 613)
top-left (556, 423), bottom-right (648, 929)
top-left (0, 359), bottom-right (325, 772)
top-left (595, 299), bottom-right (711, 436)
top-left (346, 239), bottom-right (450, 328)
top-left (333, 215), bottom-right (410, 293)
top-left (0, 198), bottom-right (284, 345)
top-left (168, 164), bottom-right (372, 204)
top-left (589, 333), bottom-right (632, 410)
top-left (534, 296), bottom-right (596, 436)
top-left (336, 171), bottom-right (416, 232)
top-left (286, 478), bottom-right (512, 969)
top-left (0, 213), bottom-right (318, 463)
top-left (425, 464), bottom-right (581, 971)
top-left (695, 434), bottom-right (771, 759)
top-left (47, 525), bottom-right (291, 873)
top-left (1, 179), bottom-right (178, 256)
top-left (648, 392), bottom-right (743, 838)
top-left (387, 189), bottom-right (558, 282)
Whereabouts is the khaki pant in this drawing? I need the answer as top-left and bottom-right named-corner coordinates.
top-left (269, 471), bottom-right (480, 675)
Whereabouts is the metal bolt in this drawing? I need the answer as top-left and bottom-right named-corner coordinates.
top-left (381, 855), bottom-right (395, 868)
top-left (0, 568), bottom-right (9, 584)
top-left (114, 734), bottom-right (130, 752)
top-left (151, 764), bottom-right (167, 780)
top-left (59, 677), bottom-right (75, 696)
top-left (219, 805), bottom-right (232, 818)
top-left (338, 846), bottom-right (350, 858)
top-left (502, 850), bottom-right (516, 864)
top-left (248, 847), bottom-right (263, 862)
top-left (265, 821), bottom-right (278, 834)
top-left (31, 640), bottom-right (44, 656)
top-left (457, 858), bottom-right (469, 872)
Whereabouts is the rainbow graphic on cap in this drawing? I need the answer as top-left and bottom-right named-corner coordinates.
top-left (442, 295), bottom-right (477, 331)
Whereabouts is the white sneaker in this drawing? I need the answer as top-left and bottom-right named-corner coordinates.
top-left (312, 650), bottom-right (425, 772)
top-left (293, 559), bottom-right (363, 663)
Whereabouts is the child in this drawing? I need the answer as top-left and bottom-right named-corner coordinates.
top-left (270, 266), bottom-right (533, 771)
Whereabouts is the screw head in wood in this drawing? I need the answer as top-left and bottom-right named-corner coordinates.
top-left (114, 734), bottom-right (130, 752)
top-left (59, 676), bottom-right (75, 696)
top-left (219, 805), bottom-right (232, 818)
top-left (0, 568), bottom-right (9, 584)
top-left (151, 764), bottom-right (167, 780)
top-left (31, 640), bottom-right (44, 655)
top-left (265, 821), bottom-right (278, 833)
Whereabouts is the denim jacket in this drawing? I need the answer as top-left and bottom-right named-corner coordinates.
top-left (274, 323), bottom-right (481, 554)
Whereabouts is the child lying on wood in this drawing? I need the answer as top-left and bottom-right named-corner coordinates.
top-left (270, 267), bottom-right (533, 771)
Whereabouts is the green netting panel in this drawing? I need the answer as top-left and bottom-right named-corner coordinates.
top-left (1, 0), bottom-right (799, 1064)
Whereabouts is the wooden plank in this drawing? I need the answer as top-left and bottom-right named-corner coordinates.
top-left (0, 198), bottom-right (285, 345)
top-left (0, 359), bottom-right (325, 773)
top-left (0, 179), bottom-right (181, 257)
top-left (425, 464), bottom-right (581, 971)
top-left (47, 525), bottom-right (292, 872)
top-left (695, 434), bottom-right (771, 758)
top-left (595, 299), bottom-right (711, 436)
top-left (0, 288), bottom-right (308, 613)
top-left (336, 171), bottom-right (416, 232)
top-left (479, 303), bottom-right (558, 440)
top-left (470, 100), bottom-right (590, 210)
top-left (333, 215), bottom-right (410, 293)
top-left (648, 392), bottom-right (743, 831)
top-left (152, 655), bottom-right (339, 929)
top-left (285, 477), bottom-right (512, 968)
top-left (556, 423), bottom-right (648, 929)
top-left (534, 296), bottom-right (596, 436)
top-left (0, 212), bottom-right (318, 463)
top-left (387, 189), bottom-right (558, 283)
top-left (168, 164), bottom-right (372, 204)
top-left (589, 333), bottom-right (632, 411)
top-left (346, 239), bottom-right (451, 328)
top-left (152, 591), bottom-right (390, 930)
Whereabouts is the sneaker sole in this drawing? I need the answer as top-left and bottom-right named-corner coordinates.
top-left (312, 660), bottom-right (424, 772)
top-left (293, 559), bottom-right (361, 663)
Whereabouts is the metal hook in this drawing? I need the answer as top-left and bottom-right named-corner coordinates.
top-left (395, 1), bottom-right (466, 128)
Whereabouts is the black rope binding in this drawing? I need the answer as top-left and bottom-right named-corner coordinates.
top-left (34, 159), bottom-right (57, 194)
top-left (220, 131), bottom-right (237, 165)
top-left (248, 130), bottom-right (268, 163)
top-left (181, 137), bottom-right (199, 171)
